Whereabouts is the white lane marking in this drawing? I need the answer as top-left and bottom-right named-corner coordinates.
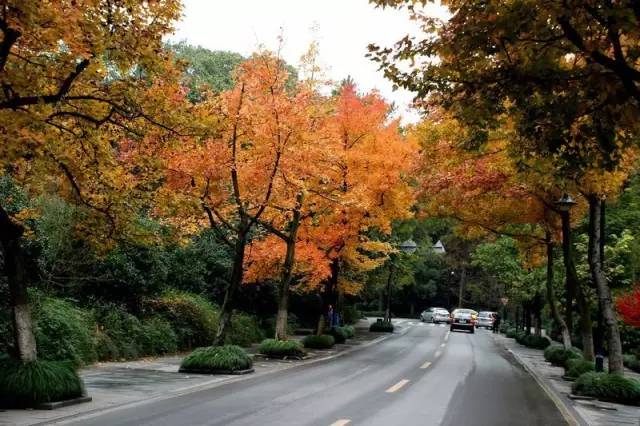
top-left (429, 323), bottom-right (436, 327)
top-left (329, 420), bottom-right (351, 426)
top-left (435, 350), bottom-right (442, 358)
top-left (439, 324), bottom-right (445, 327)
top-left (440, 343), bottom-right (446, 348)
top-left (445, 331), bottom-right (450, 341)
top-left (420, 361), bottom-right (432, 369)
top-left (386, 379), bottom-right (410, 393)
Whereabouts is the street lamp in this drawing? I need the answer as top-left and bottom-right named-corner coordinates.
top-left (384, 239), bottom-right (418, 323)
top-left (555, 193), bottom-right (576, 212)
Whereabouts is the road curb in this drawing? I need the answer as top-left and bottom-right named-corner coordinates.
top-left (39, 321), bottom-right (409, 426)
top-left (503, 346), bottom-right (583, 426)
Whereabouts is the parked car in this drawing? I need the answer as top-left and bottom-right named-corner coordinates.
top-left (450, 308), bottom-right (477, 333)
top-left (420, 307), bottom-right (450, 323)
top-left (476, 311), bottom-right (497, 329)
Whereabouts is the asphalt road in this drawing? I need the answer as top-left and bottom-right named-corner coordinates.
top-left (66, 322), bottom-right (567, 426)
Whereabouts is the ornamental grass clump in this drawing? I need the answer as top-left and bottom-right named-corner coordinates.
top-left (179, 345), bottom-right (252, 373)
top-left (343, 325), bottom-right (356, 338)
top-left (369, 321), bottom-right (394, 333)
top-left (565, 359), bottom-right (595, 379)
top-left (573, 372), bottom-right (640, 406)
top-left (302, 334), bottom-right (335, 349)
top-left (544, 345), bottom-right (583, 367)
top-left (0, 357), bottom-right (83, 408)
top-left (328, 327), bottom-right (348, 344)
top-left (258, 339), bottom-right (306, 358)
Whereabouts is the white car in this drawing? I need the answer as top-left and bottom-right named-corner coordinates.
top-left (420, 307), bottom-right (450, 324)
top-left (477, 311), bottom-right (497, 329)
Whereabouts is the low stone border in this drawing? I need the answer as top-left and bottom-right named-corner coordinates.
top-left (35, 396), bottom-right (92, 410)
top-left (253, 353), bottom-right (309, 361)
top-left (178, 368), bottom-right (255, 375)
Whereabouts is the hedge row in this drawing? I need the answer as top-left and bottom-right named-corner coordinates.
top-left (259, 339), bottom-right (306, 358)
top-left (544, 345), bottom-right (583, 368)
top-left (573, 372), bottom-right (640, 406)
top-left (624, 354), bottom-right (640, 373)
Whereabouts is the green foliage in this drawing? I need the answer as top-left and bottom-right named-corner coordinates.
top-left (95, 305), bottom-right (145, 360)
top-left (515, 331), bottom-right (527, 345)
top-left (623, 355), bottom-right (640, 373)
top-left (33, 297), bottom-right (96, 366)
top-left (180, 345), bottom-right (252, 372)
top-left (505, 328), bottom-right (517, 338)
top-left (565, 359), bottom-right (595, 379)
top-left (227, 313), bottom-right (264, 347)
top-left (0, 358), bottom-right (82, 407)
top-left (362, 311), bottom-right (387, 318)
top-left (369, 321), bottom-right (394, 333)
top-left (342, 306), bottom-right (361, 325)
top-left (328, 326), bottom-right (348, 344)
top-left (146, 291), bottom-right (218, 350)
top-left (342, 325), bottom-right (356, 338)
top-left (302, 334), bottom-right (335, 349)
top-left (521, 334), bottom-right (551, 350)
top-left (139, 317), bottom-right (178, 356)
top-left (544, 345), bottom-right (583, 367)
top-left (573, 372), bottom-right (640, 406)
top-left (258, 339), bottom-right (306, 358)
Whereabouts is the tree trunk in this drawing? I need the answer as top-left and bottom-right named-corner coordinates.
top-left (318, 259), bottom-right (339, 335)
top-left (560, 210), bottom-right (594, 360)
top-left (212, 228), bottom-right (248, 346)
top-left (545, 240), bottom-right (572, 349)
top-left (457, 266), bottom-right (466, 308)
top-left (0, 206), bottom-right (37, 362)
top-left (588, 195), bottom-right (623, 374)
top-left (384, 263), bottom-right (394, 322)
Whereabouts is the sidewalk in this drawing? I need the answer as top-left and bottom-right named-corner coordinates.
top-left (0, 318), bottom-right (410, 426)
top-left (493, 333), bottom-right (640, 426)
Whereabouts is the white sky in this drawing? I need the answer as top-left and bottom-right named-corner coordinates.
top-left (170, 0), bottom-right (448, 124)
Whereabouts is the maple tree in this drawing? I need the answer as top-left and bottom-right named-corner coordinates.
top-left (0, 0), bottom-right (185, 362)
top-left (616, 285), bottom-right (640, 328)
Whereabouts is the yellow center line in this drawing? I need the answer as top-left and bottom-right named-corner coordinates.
top-left (420, 361), bottom-right (432, 369)
top-left (329, 420), bottom-right (351, 426)
top-left (385, 379), bottom-right (410, 393)
top-left (435, 350), bottom-right (442, 358)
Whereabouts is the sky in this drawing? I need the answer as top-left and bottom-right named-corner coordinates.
top-left (169, 0), bottom-right (448, 124)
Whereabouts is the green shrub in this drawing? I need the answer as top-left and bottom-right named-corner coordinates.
top-left (369, 321), bottom-right (394, 333)
top-left (146, 291), bottom-right (218, 350)
top-left (180, 345), bottom-right (252, 372)
top-left (361, 311), bottom-right (386, 318)
top-left (258, 339), bottom-right (306, 358)
top-left (565, 359), bottom-right (595, 379)
top-left (139, 317), bottom-right (178, 356)
top-left (302, 334), bottom-right (335, 349)
top-left (227, 313), bottom-right (264, 347)
top-left (544, 345), bottom-right (583, 367)
top-left (573, 372), bottom-right (640, 405)
top-left (34, 297), bottom-right (96, 366)
top-left (0, 357), bottom-right (83, 407)
top-left (522, 334), bottom-right (551, 349)
top-left (343, 325), bottom-right (356, 338)
top-left (505, 328), bottom-right (517, 338)
top-left (328, 327), bottom-right (348, 344)
top-left (624, 354), bottom-right (640, 373)
top-left (515, 331), bottom-right (527, 345)
top-left (95, 306), bottom-right (145, 360)
top-left (342, 306), bottom-right (361, 325)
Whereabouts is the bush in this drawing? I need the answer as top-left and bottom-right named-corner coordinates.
top-left (258, 339), bottom-right (306, 358)
top-left (522, 334), bottom-right (551, 349)
top-left (505, 328), bottom-right (517, 338)
top-left (573, 372), bottom-right (640, 405)
top-left (227, 313), bottom-right (264, 347)
top-left (565, 359), bottom-right (595, 379)
top-left (544, 345), bottom-right (583, 367)
top-left (342, 306), bottom-right (361, 325)
top-left (34, 297), bottom-right (96, 366)
top-left (342, 325), bottom-right (356, 338)
top-left (139, 317), bottom-right (178, 356)
top-left (146, 291), bottom-right (218, 350)
top-left (369, 321), bottom-right (394, 333)
top-left (0, 357), bottom-right (83, 407)
top-left (302, 334), bottom-right (335, 349)
top-left (328, 327), bottom-right (348, 344)
top-left (515, 331), bottom-right (527, 345)
top-left (95, 305), bottom-right (145, 360)
top-left (624, 354), bottom-right (640, 373)
top-left (361, 311), bottom-right (386, 318)
top-left (179, 345), bottom-right (252, 372)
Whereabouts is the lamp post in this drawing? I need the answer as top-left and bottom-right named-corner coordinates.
top-left (384, 239), bottom-right (417, 323)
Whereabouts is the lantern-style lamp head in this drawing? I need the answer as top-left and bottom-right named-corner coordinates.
top-left (398, 239), bottom-right (418, 254)
top-left (555, 193), bottom-right (576, 212)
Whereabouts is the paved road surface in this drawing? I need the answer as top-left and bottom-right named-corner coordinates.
top-left (63, 323), bottom-right (566, 426)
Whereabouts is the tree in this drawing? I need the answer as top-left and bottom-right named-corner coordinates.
top-left (0, 0), bottom-right (183, 362)
top-left (617, 286), bottom-right (640, 328)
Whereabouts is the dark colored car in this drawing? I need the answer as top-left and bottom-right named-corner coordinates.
top-left (450, 308), bottom-right (476, 333)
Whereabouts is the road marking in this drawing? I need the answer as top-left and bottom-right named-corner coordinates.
top-left (420, 361), bottom-right (432, 369)
top-left (440, 343), bottom-right (446, 347)
top-left (444, 332), bottom-right (450, 341)
top-left (435, 350), bottom-right (442, 358)
top-left (329, 420), bottom-right (351, 426)
top-left (439, 324), bottom-right (445, 327)
top-left (386, 379), bottom-right (410, 393)
top-left (429, 323), bottom-right (435, 327)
